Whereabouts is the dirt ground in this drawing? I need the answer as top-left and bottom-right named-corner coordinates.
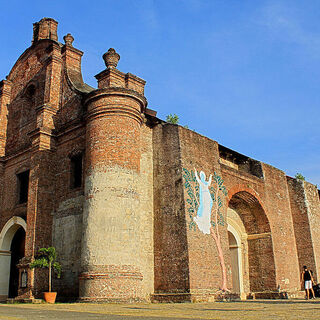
top-left (0, 299), bottom-right (320, 320)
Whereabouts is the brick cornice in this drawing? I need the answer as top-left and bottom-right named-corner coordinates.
top-left (35, 103), bottom-right (57, 114)
top-left (61, 44), bottom-right (83, 56)
top-left (28, 127), bottom-right (56, 152)
top-left (84, 87), bottom-right (147, 109)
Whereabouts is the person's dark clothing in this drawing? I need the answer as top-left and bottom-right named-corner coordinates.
top-left (303, 270), bottom-right (312, 281)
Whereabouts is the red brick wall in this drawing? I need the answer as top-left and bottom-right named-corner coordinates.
top-left (288, 178), bottom-right (320, 284)
top-left (287, 178), bottom-right (316, 283)
top-left (153, 124), bottom-right (190, 294)
top-left (155, 125), bottom-right (302, 297)
top-left (0, 153), bottom-right (30, 231)
top-left (85, 95), bottom-right (142, 172)
top-left (0, 18), bottom-right (89, 299)
top-left (179, 127), bottom-right (232, 296)
top-left (261, 164), bottom-right (300, 292)
top-left (1, 17), bottom-right (319, 302)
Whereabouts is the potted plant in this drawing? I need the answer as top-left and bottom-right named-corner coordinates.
top-left (30, 247), bottom-right (61, 303)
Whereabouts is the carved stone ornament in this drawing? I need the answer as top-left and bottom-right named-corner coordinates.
top-left (63, 33), bottom-right (74, 46)
top-left (103, 48), bottom-right (120, 69)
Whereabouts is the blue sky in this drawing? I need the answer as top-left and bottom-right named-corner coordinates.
top-left (0, 0), bottom-right (319, 185)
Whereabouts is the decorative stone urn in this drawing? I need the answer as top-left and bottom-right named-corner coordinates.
top-left (63, 33), bottom-right (74, 46)
top-left (102, 48), bottom-right (120, 69)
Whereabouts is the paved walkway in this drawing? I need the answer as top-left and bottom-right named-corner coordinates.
top-left (0, 300), bottom-right (320, 320)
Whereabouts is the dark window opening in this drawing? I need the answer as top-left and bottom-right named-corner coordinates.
top-left (17, 171), bottom-right (29, 204)
top-left (26, 85), bottom-right (36, 98)
top-left (71, 153), bottom-right (83, 189)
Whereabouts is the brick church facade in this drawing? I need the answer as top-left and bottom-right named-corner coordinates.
top-left (0, 18), bottom-right (319, 302)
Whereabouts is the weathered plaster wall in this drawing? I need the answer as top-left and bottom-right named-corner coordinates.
top-left (52, 195), bottom-right (84, 299)
top-left (138, 123), bottom-right (154, 299)
top-left (80, 120), bottom-right (154, 301)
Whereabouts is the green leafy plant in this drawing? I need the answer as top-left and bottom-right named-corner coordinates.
top-left (166, 113), bottom-right (179, 124)
top-left (295, 173), bottom-right (305, 181)
top-left (30, 247), bottom-right (61, 292)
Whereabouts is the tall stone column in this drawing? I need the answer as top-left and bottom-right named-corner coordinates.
top-left (79, 49), bottom-right (147, 301)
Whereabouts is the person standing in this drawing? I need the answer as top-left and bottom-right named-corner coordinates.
top-left (301, 266), bottom-right (315, 299)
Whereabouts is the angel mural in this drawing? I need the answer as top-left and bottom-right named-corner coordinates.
top-left (183, 168), bottom-right (228, 292)
top-left (193, 170), bottom-right (212, 234)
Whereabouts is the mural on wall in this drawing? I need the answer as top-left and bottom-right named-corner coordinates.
top-left (183, 168), bottom-right (228, 291)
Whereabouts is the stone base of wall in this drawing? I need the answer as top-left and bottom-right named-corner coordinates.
top-left (7, 298), bottom-right (43, 303)
top-left (0, 294), bottom-right (7, 302)
top-left (151, 293), bottom-right (192, 303)
top-left (79, 265), bottom-right (144, 302)
top-left (151, 291), bottom-right (307, 302)
top-left (247, 291), bottom-right (289, 299)
top-left (78, 296), bottom-right (145, 303)
top-left (151, 292), bottom-right (241, 303)
top-left (287, 290), bottom-right (307, 299)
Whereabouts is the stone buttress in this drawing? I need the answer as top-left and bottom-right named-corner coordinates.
top-left (79, 49), bottom-right (148, 301)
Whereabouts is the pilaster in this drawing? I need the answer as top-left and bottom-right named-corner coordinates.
top-left (61, 33), bottom-right (84, 72)
top-left (43, 43), bottom-right (62, 109)
top-left (0, 79), bottom-right (12, 156)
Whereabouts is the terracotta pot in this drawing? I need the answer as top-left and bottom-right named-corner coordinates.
top-left (43, 292), bottom-right (57, 303)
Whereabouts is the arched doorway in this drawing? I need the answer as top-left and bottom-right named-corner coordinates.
top-left (227, 213), bottom-right (247, 299)
top-left (0, 217), bottom-right (26, 300)
top-left (228, 191), bottom-right (276, 295)
top-left (228, 231), bottom-right (240, 292)
top-left (8, 227), bottom-right (25, 298)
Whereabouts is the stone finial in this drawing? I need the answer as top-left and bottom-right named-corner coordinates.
top-left (63, 33), bottom-right (74, 46)
top-left (103, 48), bottom-right (120, 69)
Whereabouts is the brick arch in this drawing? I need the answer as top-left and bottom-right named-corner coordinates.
top-left (226, 185), bottom-right (277, 292)
top-left (0, 216), bottom-right (27, 251)
top-left (0, 216), bottom-right (26, 299)
top-left (227, 184), bottom-right (265, 212)
top-left (227, 185), bottom-right (270, 234)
